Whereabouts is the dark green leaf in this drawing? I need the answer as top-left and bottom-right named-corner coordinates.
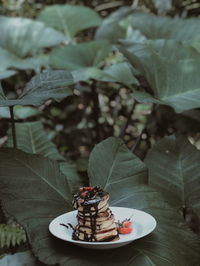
top-left (37, 5), bottom-right (102, 39)
top-left (0, 144), bottom-right (200, 265)
top-left (72, 63), bottom-right (139, 86)
top-left (0, 149), bottom-right (72, 263)
top-left (60, 162), bottom-right (84, 194)
top-left (6, 121), bottom-right (83, 194)
top-left (6, 122), bottom-right (63, 160)
top-left (128, 12), bottom-right (200, 48)
top-left (71, 67), bottom-right (103, 82)
top-left (100, 62), bottom-right (139, 85)
top-left (145, 135), bottom-right (200, 216)
top-left (89, 137), bottom-right (148, 190)
top-left (95, 7), bottom-right (133, 43)
top-left (0, 70), bottom-right (74, 107)
top-left (50, 40), bottom-right (111, 70)
top-left (120, 40), bottom-right (200, 112)
top-left (0, 47), bottom-right (47, 72)
top-left (0, 16), bottom-right (66, 58)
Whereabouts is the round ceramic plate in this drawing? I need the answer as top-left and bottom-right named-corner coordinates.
top-left (49, 206), bottom-right (157, 250)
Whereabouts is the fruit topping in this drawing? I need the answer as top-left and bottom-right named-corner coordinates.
top-left (118, 227), bottom-right (132, 234)
top-left (116, 216), bottom-right (133, 234)
top-left (81, 191), bottom-right (88, 198)
top-left (122, 219), bottom-right (132, 228)
top-left (80, 187), bottom-right (95, 192)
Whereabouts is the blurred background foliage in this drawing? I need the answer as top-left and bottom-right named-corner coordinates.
top-left (0, 0), bottom-right (200, 181)
top-left (0, 0), bottom-right (200, 184)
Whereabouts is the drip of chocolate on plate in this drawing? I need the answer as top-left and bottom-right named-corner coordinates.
top-left (72, 186), bottom-right (119, 242)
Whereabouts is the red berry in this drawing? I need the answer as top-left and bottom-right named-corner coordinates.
top-left (122, 220), bottom-right (132, 228)
top-left (81, 191), bottom-right (88, 197)
top-left (84, 187), bottom-right (94, 191)
top-left (118, 227), bottom-right (132, 234)
top-left (79, 187), bottom-right (94, 192)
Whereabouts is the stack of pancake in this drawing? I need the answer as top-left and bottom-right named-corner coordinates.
top-left (72, 186), bottom-right (119, 242)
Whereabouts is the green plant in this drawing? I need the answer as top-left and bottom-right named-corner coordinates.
top-left (0, 224), bottom-right (26, 249)
top-left (0, 16), bottom-right (66, 78)
top-left (0, 2), bottom-right (200, 265)
top-left (0, 137), bottom-right (200, 265)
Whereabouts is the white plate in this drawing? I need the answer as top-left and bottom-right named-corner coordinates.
top-left (49, 206), bottom-right (157, 250)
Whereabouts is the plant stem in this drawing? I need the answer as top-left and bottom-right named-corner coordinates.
top-left (131, 127), bottom-right (145, 152)
top-left (91, 81), bottom-right (101, 142)
top-left (9, 106), bottom-right (17, 149)
top-left (119, 101), bottom-right (136, 139)
top-left (131, 104), bottom-right (155, 153)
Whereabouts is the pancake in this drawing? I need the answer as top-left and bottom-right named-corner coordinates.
top-left (72, 186), bottom-right (119, 242)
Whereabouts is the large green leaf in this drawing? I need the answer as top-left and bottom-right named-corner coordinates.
top-left (37, 5), bottom-right (102, 39)
top-left (127, 12), bottom-right (200, 48)
top-left (0, 70), bottom-right (74, 107)
top-left (50, 40), bottom-right (112, 82)
top-left (72, 62), bottom-right (139, 86)
top-left (0, 149), bottom-right (72, 261)
top-left (95, 62), bottom-right (138, 86)
top-left (0, 16), bottom-right (66, 58)
top-left (145, 135), bottom-right (200, 216)
top-left (60, 162), bottom-right (84, 194)
top-left (95, 7), bottom-right (133, 43)
top-left (6, 121), bottom-right (83, 194)
top-left (89, 137), bottom-right (148, 190)
top-left (0, 47), bottom-right (46, 73)
top-left (120, 39), bottom-right (200, 112)
top-left (50, 40), bottom-right (111, 70)
top-left (6, 122), bottom-right (63, 160)
top-left (0, 148), bottom-right (199, 265)
top-left (0, 16), bottom-right (66, 72)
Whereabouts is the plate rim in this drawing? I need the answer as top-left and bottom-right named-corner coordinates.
top-left (49, 206), bottom-right (157, 245)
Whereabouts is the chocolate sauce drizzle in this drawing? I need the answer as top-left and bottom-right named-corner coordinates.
top-left (71, 186), bottom-right (118, 242)
top-left (60, 223), bottom-right (74, 229)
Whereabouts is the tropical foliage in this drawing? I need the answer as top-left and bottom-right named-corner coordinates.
top-left (0, 0), bottom-right (200, 265)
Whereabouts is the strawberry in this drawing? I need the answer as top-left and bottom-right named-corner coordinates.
top-left (118, 227), bottom-right (132, 234)
top-left (84, 187), bottom-right (94, 191)
top-left (79, 187), bottom-right (94, 192)
top-left (116, 216), bottom-right (133, 234)
top-left (81, 191), bottom-right (88, 198)
top-left (122, 220), bottom-right (132, 228)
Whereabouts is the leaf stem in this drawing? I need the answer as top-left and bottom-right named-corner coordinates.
top-left (119, 101), bottom-right (136, 139)
top-left (131, 127), bottom-right (145, 152)
top-left (9, 106), bottom-right (17, 149)
top-left (131, 104), bottom-right (154, 153)
top-left (91, 80), bottom-right (101, 142)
